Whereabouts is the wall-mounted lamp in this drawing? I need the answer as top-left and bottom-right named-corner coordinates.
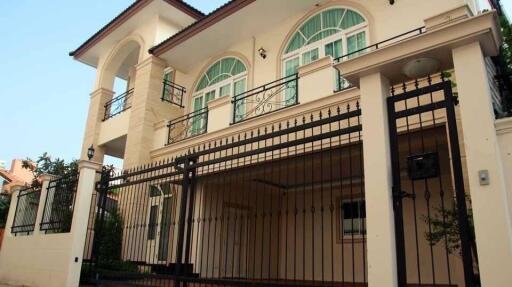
top-left (87, 145), bottom-right (95, 160)
top-left (258, 47), bottom-right (267, 59)
top-left (389, 0), bottom-right (395, 4)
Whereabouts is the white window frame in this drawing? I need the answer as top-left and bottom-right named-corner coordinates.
top-left (281, 8), bottom-right (369, 91)
top-left (191, 71), bottom-right (248, 114)
top-left (340, 197), bottom-right (366, 238)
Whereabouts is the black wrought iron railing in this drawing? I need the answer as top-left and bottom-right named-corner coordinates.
top-left (162, 80), bottom-right (186, 108)
top-left (40, 173), bottom-right (79, 233)
top-left (167, 107), bottom-right (208, 145)
top-left (232, 74), bottom-right (299, 124)
top-left (104, 88), bottom-right (134, 120)
top-left (11, 187), bottom-right (41, 235)
top-left (334, 26), bottom-right (426, 63)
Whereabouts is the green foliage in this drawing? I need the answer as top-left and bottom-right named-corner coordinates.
top-left (95, 208), bottom-right (136, 272)
top-left (499, 14), bottom-right (512, 71)
top-left (423, 202), bottom-right (474, 256)
top-left (22, 152), bottom-right (78, 188)
top-left (0, 194), bottom-right (10, 228)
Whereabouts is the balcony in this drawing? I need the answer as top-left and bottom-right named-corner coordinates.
top-left (103, 88), bottom-right (133, 121)
top-left (161, 80), bottom-right (186, 108)
top-left (232, 74), bottom-right (299, 124)
top-left (167, 107), bottom-right (208, 145)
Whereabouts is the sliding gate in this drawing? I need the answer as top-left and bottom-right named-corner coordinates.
top-left (387, 74), bottom-right (479, 287)
top-left (81, 101), bottom-right (369, 286)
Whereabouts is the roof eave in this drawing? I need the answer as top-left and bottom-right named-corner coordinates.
top-left (69, 0), bottom-right (204, 59)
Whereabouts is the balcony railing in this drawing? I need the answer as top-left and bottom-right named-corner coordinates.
top-left (103, 88), bottom-right (134, 120)
top-left (232, 74), bottom-right (299, 124)
top-left (334, 26), bottom-right (426, 63)
top-left (161, 80), bottom-right (186, 108)
top-left (167, 107), bottom-right (208, 145)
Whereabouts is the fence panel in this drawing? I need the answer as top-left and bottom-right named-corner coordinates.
top-left (11, 187), bottom-right (41, 235)
top-left (40, 173), bottom-right (79, 233)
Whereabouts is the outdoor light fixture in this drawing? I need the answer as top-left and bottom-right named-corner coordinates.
top-left (389, 0), bottom-right (395, 5)
top-left (258, 47), bottom-right (267, 59)
top-left (402, 57), bottom-right (440, 79)
top-left (87, 145), bottom-right (95, 160)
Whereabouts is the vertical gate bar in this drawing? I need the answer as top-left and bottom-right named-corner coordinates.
top-left (387, 96), bottom-right (408, 287)
top-left (91, 167), bottom-right (111, 281)
top-left (176, 157), bottom-right (191, 277)
top-left (184, 157), bottom-right (198, 266)
top-left (444, 83), bottom-right (476, 287)
top-left (338, 107), bottom-right (345, 285)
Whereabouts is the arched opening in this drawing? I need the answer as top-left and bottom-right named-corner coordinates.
top-left (192, 57), bottom-right (248, 130)
top-left (98, 39), bottom-right (143, 167)
top-left (282, 7), bottom-right (368, 90)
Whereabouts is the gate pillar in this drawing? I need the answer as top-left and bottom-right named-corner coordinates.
top-left (453, 41), bottom-right (512, 286)
top-left (359, 72), bottom-right (398, 287)
top-left (65, 160), bottom-right (102, 287)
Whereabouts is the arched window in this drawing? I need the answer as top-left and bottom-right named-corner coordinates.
top-left (191, 57), bottom-right (248, 132)
top-left (282, 8), bottom-right (368, 91)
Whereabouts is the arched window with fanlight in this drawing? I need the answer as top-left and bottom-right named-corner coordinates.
top-left (282, 8), bottom-right (368, 93)
top-left (191, 57), bottom-right (248, 133)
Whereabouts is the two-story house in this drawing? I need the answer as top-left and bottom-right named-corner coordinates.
top-left (66, 0), bottom-right (512, 286)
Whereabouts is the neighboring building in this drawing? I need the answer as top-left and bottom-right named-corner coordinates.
top-left (3, 1), bottom-right (512, 287)
top-left (0, 159), bottom-right (34, 194)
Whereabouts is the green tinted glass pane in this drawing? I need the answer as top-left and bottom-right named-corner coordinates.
top-left (286, 33), bottom-right (306, 53)
top-left (302, 48), bottom-right (319, 65)
top-left (196, 76), bottom-right (209, 91)
top-left (285, 57), bottom-right (299, 76)
top-left (300, 14), bottom-right (321, 39)
top-left (347, 31), bottom-right (366, 58)
top-left (220, 58), bottom-right (235, 74)
top-left (220, 83), bottom-right (231, 97)
top-left (234, 78), bottom-right (247, 121)
top-left (206, 61), bottom-right (221, 82)
top-left (340, 10), bottom-right (365, 29)
top-left (232, 60), bottom-right (246, 75)
top-left (205, 90), bottom-right (216, 103)
top-left (322, 9), bottom-right (344, 28)
top-left (193, 96), bottom-right (203, 111)
top-left (325, 39), bottom-right (343, 58)
top-left (210, 74), bottom-right (231, 85)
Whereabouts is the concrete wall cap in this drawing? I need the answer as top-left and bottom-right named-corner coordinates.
top-left (207, 95), bottom-right (231, 110)
top-left (78, 160), bottom-right (103, 171)
top-left (298, 56), bottom-right (333, 78)
top-left (496, 117), bottom-right (512, 134)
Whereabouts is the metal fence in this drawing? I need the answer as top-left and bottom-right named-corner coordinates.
top-left (162, 80), bottom-right (186, 108)
top-left (11, 187), bottom-right (41, 235)
top-left (232, 74), bottom-right (299, 124)
top-left (0, 193), bottom-right (10, 229)
top-left (104, 88), bottom-right (134, 120)
top-left (167, 107), bottom-right (209, 145)
top-left (39, 173), bottom-right (79, 233)
top-left (82, 100), bottom-right (366, 286)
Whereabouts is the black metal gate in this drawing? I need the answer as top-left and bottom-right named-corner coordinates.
top-left (80, 101), bottom-right (370, 286)
top-left (387, 74), bottom-right (478, 287)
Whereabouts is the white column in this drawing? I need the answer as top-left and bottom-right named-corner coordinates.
top-left (3, 187), bottom-right (22, 237)
top-left (359, 72), bottom-right (398, 287)
top-left (64, 160), bottom-right (101, 287)
top-left (453, 42), bottom-right (512, 286)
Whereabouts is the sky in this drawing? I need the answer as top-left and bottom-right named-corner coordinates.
top-left (0, 0), bottom-right (509, 170)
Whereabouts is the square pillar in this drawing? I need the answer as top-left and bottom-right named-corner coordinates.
top-left (453, 41), bottom-right (512, 286)
top-left (124, 56), bottom-right (170, 168)
top-left (359, 72), bottom-right (398, 287)
top-left (64, 160), bottom-right (102, 287)
top-left (81, 88), bottom-right (114, 162)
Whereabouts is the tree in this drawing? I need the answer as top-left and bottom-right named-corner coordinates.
top-left (0, 194), bottom-right (10, 228)
top-left (22, 152), bottom-right (78, 188)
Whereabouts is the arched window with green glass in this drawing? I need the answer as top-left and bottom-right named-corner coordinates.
top-left (282, 8), bottom-right (368, 92)
top-left (191, 57), bottom-right (248, 133)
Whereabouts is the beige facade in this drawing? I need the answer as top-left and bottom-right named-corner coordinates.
top-left (2, 0), bottom-right (512, 287)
